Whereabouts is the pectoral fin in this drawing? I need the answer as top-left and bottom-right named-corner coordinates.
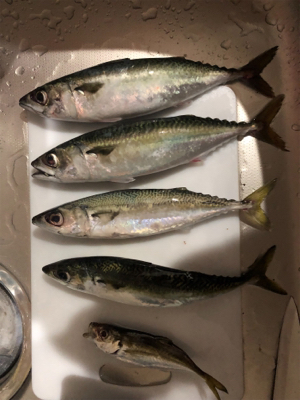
top-left (86, 145), bottom-right (116, 156)
top-left (91, 211), bottom-right (119, 224)
top-left (74, 82), bottom-right (104, 95)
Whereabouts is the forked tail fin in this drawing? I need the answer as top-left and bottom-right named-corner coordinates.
top-left (240, 46), bottom-right (278, 98)
top-left (240, 179), bottom-right (277, 230)
top-left (195, 366), bottom-right (228, 400)
top-left (248, 95), bottom-right (288, 151)
top-left (244, 246), bottom-right (287, 295)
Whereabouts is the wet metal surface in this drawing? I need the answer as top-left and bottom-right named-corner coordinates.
top-left (0, 265), bottom-right (31, 400)
top-left (0, 284), bottom-right (22, 382)
top-left (0, 0), bottom-right (299, 399)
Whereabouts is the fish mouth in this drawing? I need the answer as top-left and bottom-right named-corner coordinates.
top-left (83, 330), bottom-right (96, 340)
top-left (83, 322), bottom-right (98, 339)
top-left (19, 96), bottom-right (34, 111)
top-left (31, 164), bottom-right (58, 181)
top-left (42, 265), bottom-right (51, 275)
top-left (32, 169), bottom-right (55, 179)
top-left (32, 213), bottom-right (44, 226)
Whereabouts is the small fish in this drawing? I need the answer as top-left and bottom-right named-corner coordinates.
top-left (20, 48), bottom-right (278, 122)
top-left (83, 322), bottom-right (228, 400)
top-left (42, 246), bottom-right (287, 306)
top-left (31, 95), bottom-right (287, 183)
top-left (32, 179), bottom-right (276, 238)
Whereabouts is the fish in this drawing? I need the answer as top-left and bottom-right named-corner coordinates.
top-left (31, 95), bottom-right (287, 183)
top-left (42, 246), bottom-right (287, 307)
top-left (20, 47), bottom-right (278, 123)
top-left (83, 322), bottom-right (228, 400)
top-left (32, 179), bottom-right (276, 238)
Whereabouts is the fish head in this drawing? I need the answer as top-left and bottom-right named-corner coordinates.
top-left (32, 205), bottom-right (90, 237)
top-left (42, 259), bottom-right (88, 291)
top-left (83, 322), bottom-right (122, 354)
top-left (19, 81), bottom-right (77, 120)
top-left (31, 145), bottom-right (91, 183)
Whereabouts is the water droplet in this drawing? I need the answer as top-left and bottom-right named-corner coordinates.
top-left (74, 0), bottom-right (87, 8)
top-left (125, 12), bottom-right (131, 18)
top-left (64, 6), bottom-right (75, 20)
top-left (32, 44), bottom-right (48, 56)
top-left (263, 2), bottom-right (274, 11)
top-left (82, 13), bottom-right (88, 22)
top-left (252, 0), bottom-right (262, 13)
top-left (29, 9), bottom-right (62, 29)
top-left (277, 24), bottom-right (284, 32)
top-left (15, 66), bottom-right (25, 76)
top-left (1, 8), bottom-right (9, 17)
top-left (184, 0), bottom-right (195, 11)
top-left (6, 81), bottom-right (11, 87)
top-left (142, 7), bottom-right (158, 21)
top-left (165, 0), bottom-right (171, 9)
top-left (291, 124), bottom-right (300, 131)
top-left (265, 13), bottom-right (277, 26)
top-left (220, 39), bottom-right (231, 50)
top-left (130, 0), bottom-right (142, 9)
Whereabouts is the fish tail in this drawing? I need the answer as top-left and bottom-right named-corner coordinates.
top-left (244, 246), bottom-right (287, 295)
top-left (195, 366), bottom-right (228, 400)
top-left (240, 46), bottom-right (278, 98)
top-left (248, 94), bottom-right (288, 151)
top-left (240, 179), bottom-right (277, 230)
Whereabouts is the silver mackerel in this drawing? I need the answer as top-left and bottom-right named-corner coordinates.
top-left (20, 47), bottom-right (278, 122)
top-left (42, 246), bottom-right (287, 307)
top-left (31, 95), bottom-right (286, 183)
top-left (32, 180), bottom-right (277, 238)
top-left (84, 323), bottom-right (227, 400)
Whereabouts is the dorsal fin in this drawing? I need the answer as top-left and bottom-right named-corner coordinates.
top-left (173, 187), bottom-right (187, 191)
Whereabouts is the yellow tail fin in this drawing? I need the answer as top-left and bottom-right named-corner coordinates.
top-left (240, 179), bottom-right (277, 230)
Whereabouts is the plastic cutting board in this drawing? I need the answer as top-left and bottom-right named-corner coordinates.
top-left (29, 49), bottom-right (243, 400)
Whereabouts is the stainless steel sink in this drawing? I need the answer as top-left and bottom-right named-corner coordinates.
top-left (0, 0), bottom-right (299, 399)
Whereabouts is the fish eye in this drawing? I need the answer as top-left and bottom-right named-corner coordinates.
top-left (100, 330), bottom-right (108, 339)
top-left (54, 270), bottom-right (71, 283)
top-left (45, 212), bottom-right (64, 227)
top-left (31, 90), bottom-right (48, 105)
top-left (43, 153), bottom-right (58, 168)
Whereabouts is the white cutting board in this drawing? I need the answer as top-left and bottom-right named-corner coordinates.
top-left (29, 50), bottom-right (243, 400)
